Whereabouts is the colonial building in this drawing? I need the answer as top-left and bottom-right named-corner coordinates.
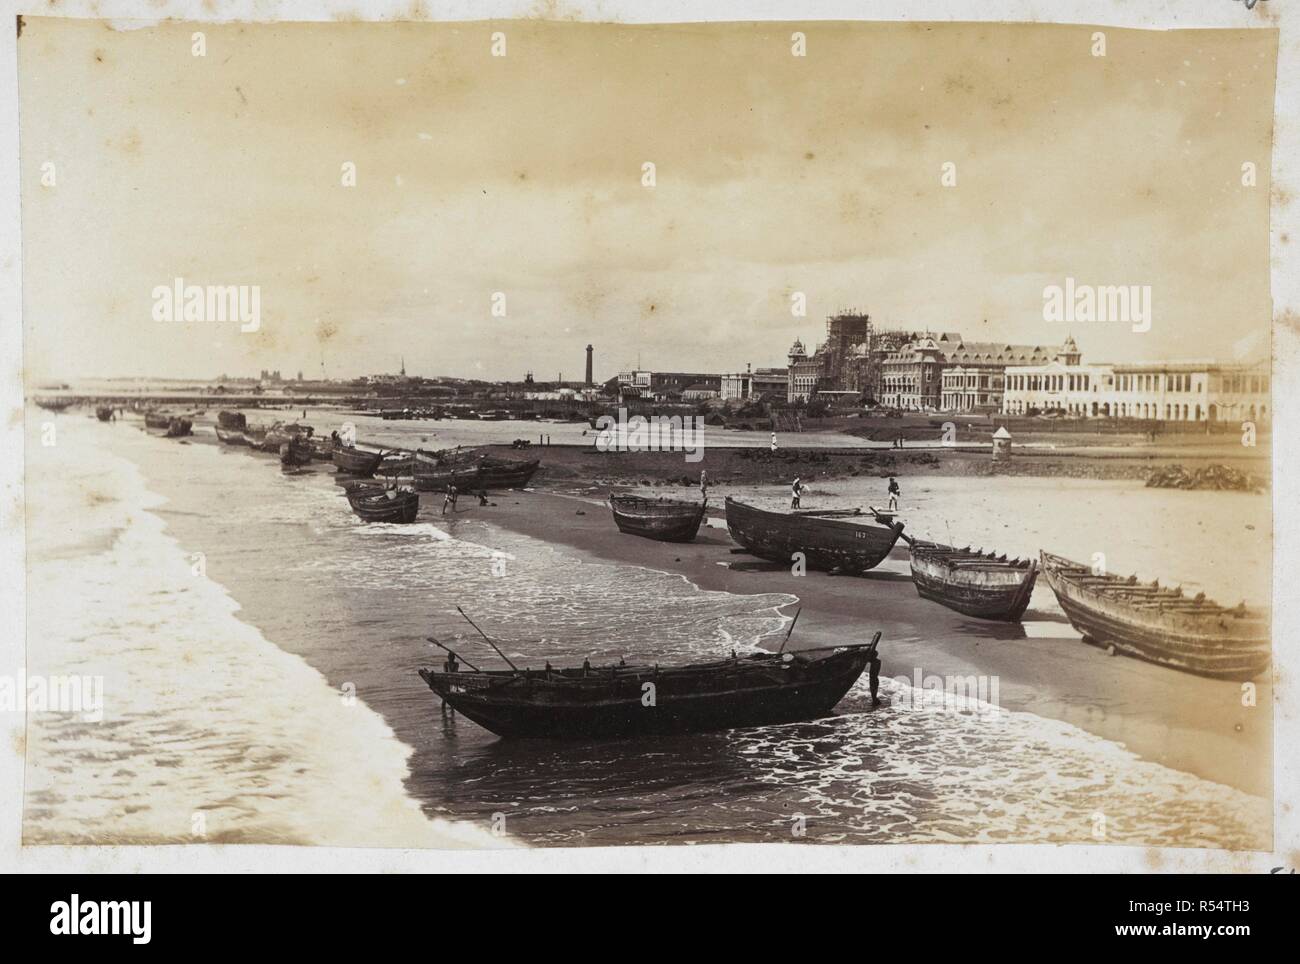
top-left (1002, 358), bottom-right (1270, 423)
top-left (939, 338), bottom-right (1069, 412)
top-left (681, 383), bottom-right (720, 401)
top-left (787, 339), bottom-right (822, 402)
top-left (1109, 361), bottom-right (1270, 423)
top-left (615, 370), bottom-right (723, 401)
top-left (721, 365), bottom-right (790, 402)
top-left (880, 336), bottom-right (948, 410)
top-left (1001, 361), bottom-right (1116, 416)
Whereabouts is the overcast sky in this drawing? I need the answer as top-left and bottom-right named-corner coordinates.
top-left (19, 18), bottom-right (1276, 382)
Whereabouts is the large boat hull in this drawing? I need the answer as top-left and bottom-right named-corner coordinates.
top-left (412, 464), bottom-right (482, 492)
top-left (411, 456), bottom-right (538, 491)
top-left (476, 457), bottom-right (539, 489)
top-left (609, 496), bottom-right (706, 542)
top-left (420, 648), bottom-right (873, 740)
top-left (215, 427), bottom-right (247, 445)
top-left (345, 488), bottom-right (420, 523)
top-left (1040, 552), bottom-right (1269, 680)
top-left (909, 547), bottom-right (1038, 622)
top-left (724, 498), bottom-right (904, 573)
top-left (333, 446), bottom-right (384, 476)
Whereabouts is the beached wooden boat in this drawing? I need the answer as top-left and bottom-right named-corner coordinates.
top-left (217, 410), bottom-right (247, 431)
top-left (143, 411), bottom-right (172, 430)
top-left (609, 495), bottom-right (706, 542)
top-left (242, 422), bottom-right (270, 447)
top-left (333, 445), bottom-right (385, 476)
top-left (279, 437), bottom-right (313, 467)
top-left (1039, 552), bottom-right (1270, 680)
top-left (35, 397), bottom-right (74, 412)
top-left (163, 417), bottom-right (192, 438)
top-left (724, 498), bottom-right (905, 573)
top-left (261, 422), bottom-right (313, 452)
top-left (412, 462), bottom-right (482, 492)
top-left (345, 485), bottom-right (420, 523)
top-left (215, 426), bottom-right (247, 445)
top-left (398, 450), bottom-right (538, 491)
top-left (307, 436), bottom-right (336, 461)
top-left (95, 405), bottom-right (114, 422)
top-left (906, 540), bottom-right (1038, 622)
top-left (418, 635), bottom-right (882, 740)
top-left (476, 456), bottom-right (539, 489)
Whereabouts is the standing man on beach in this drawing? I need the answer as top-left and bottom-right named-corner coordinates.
top-left (442, 482), bottom-right (458, 516)
top-left (791, 477), bottom-right (804, 509)
top-left (700, 469), bottom-right (709, 503)
top-left (770, 432), bottom-right (778, 453)
top-left (887, 476), bottom-right (900, 512)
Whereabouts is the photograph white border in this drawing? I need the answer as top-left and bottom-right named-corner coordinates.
top-left (1, 0), bottom-right (1293, 873)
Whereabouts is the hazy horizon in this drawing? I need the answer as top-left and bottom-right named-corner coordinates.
top-left (19, 19), bottom-right (1277, 383)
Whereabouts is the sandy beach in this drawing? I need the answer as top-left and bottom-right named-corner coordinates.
top-left (469, 483), bottom-right (1271, 800)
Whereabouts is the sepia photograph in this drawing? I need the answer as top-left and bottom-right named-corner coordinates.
top-left (2, 0), bottom-right (1297, 892)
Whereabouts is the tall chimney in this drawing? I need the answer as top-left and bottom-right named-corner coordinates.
top-left (585, 344), bottom-right (594, 387)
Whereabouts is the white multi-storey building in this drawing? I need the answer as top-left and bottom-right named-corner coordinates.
top-left (1002, 359), bottom-right (1269, 423)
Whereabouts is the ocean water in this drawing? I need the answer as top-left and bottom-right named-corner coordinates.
top-left (21, 414), bottom-right (1270, 848)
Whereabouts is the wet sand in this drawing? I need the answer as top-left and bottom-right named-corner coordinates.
top-left (467, 487), bottom-right (1270, 799)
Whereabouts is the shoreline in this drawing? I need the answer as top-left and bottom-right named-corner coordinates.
top-left (140, 417), bottom-right (1272, 799)
top-left (467, 487), bottom-right (1270, 801)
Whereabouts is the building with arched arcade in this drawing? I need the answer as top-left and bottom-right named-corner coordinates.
top-left (1002, 358), bottom-right (1269, 424)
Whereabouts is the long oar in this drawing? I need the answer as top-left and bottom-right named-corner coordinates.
top-left (425, 637), bottom-right (480, 672)
top-left (456, 606), bottom-right (519, 671)
top-left (776, 605), bottom-right (802, 654)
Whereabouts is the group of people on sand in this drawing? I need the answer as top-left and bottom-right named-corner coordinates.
top-left (790, 475), bottom-right (900, 512)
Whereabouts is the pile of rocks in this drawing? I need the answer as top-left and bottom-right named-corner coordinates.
top-left (1145, 463), bottom-right (1266, 492)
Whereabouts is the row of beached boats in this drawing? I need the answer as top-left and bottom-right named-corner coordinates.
top-left (205, 410), bottom-right (542, 524)
top-left (603, 493), bottom-right (1269, 682)
top-left (142, 410), bottom-right (194, 437)
top-left (102, 397), bottom-right (1268, 735)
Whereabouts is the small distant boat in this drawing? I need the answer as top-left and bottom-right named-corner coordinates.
top-left (724, 498), bottom-right (905, 574)
top-left (163, 417), bottom-right (193, 438)
top-left (35, 397), bottom-right (74, 412)
top-left (333, 445), bottom-right (384, 476)
top-left (1040, 552), bottom-right (1270, 680)
top-left (418, 633), bottom-right (883, 740)
top-left (215, 427), bottom-right (247, 445)
top-left (95, 406), bottom-right (114, 422)
top-left (609, 495), bottom-right (707, 543)
top-left (906, 539), bottom-right (1038, 622)
top-left (345, 485), bottom-right (420, 523)
top-left (477, 409), bottom-right (511, 421)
